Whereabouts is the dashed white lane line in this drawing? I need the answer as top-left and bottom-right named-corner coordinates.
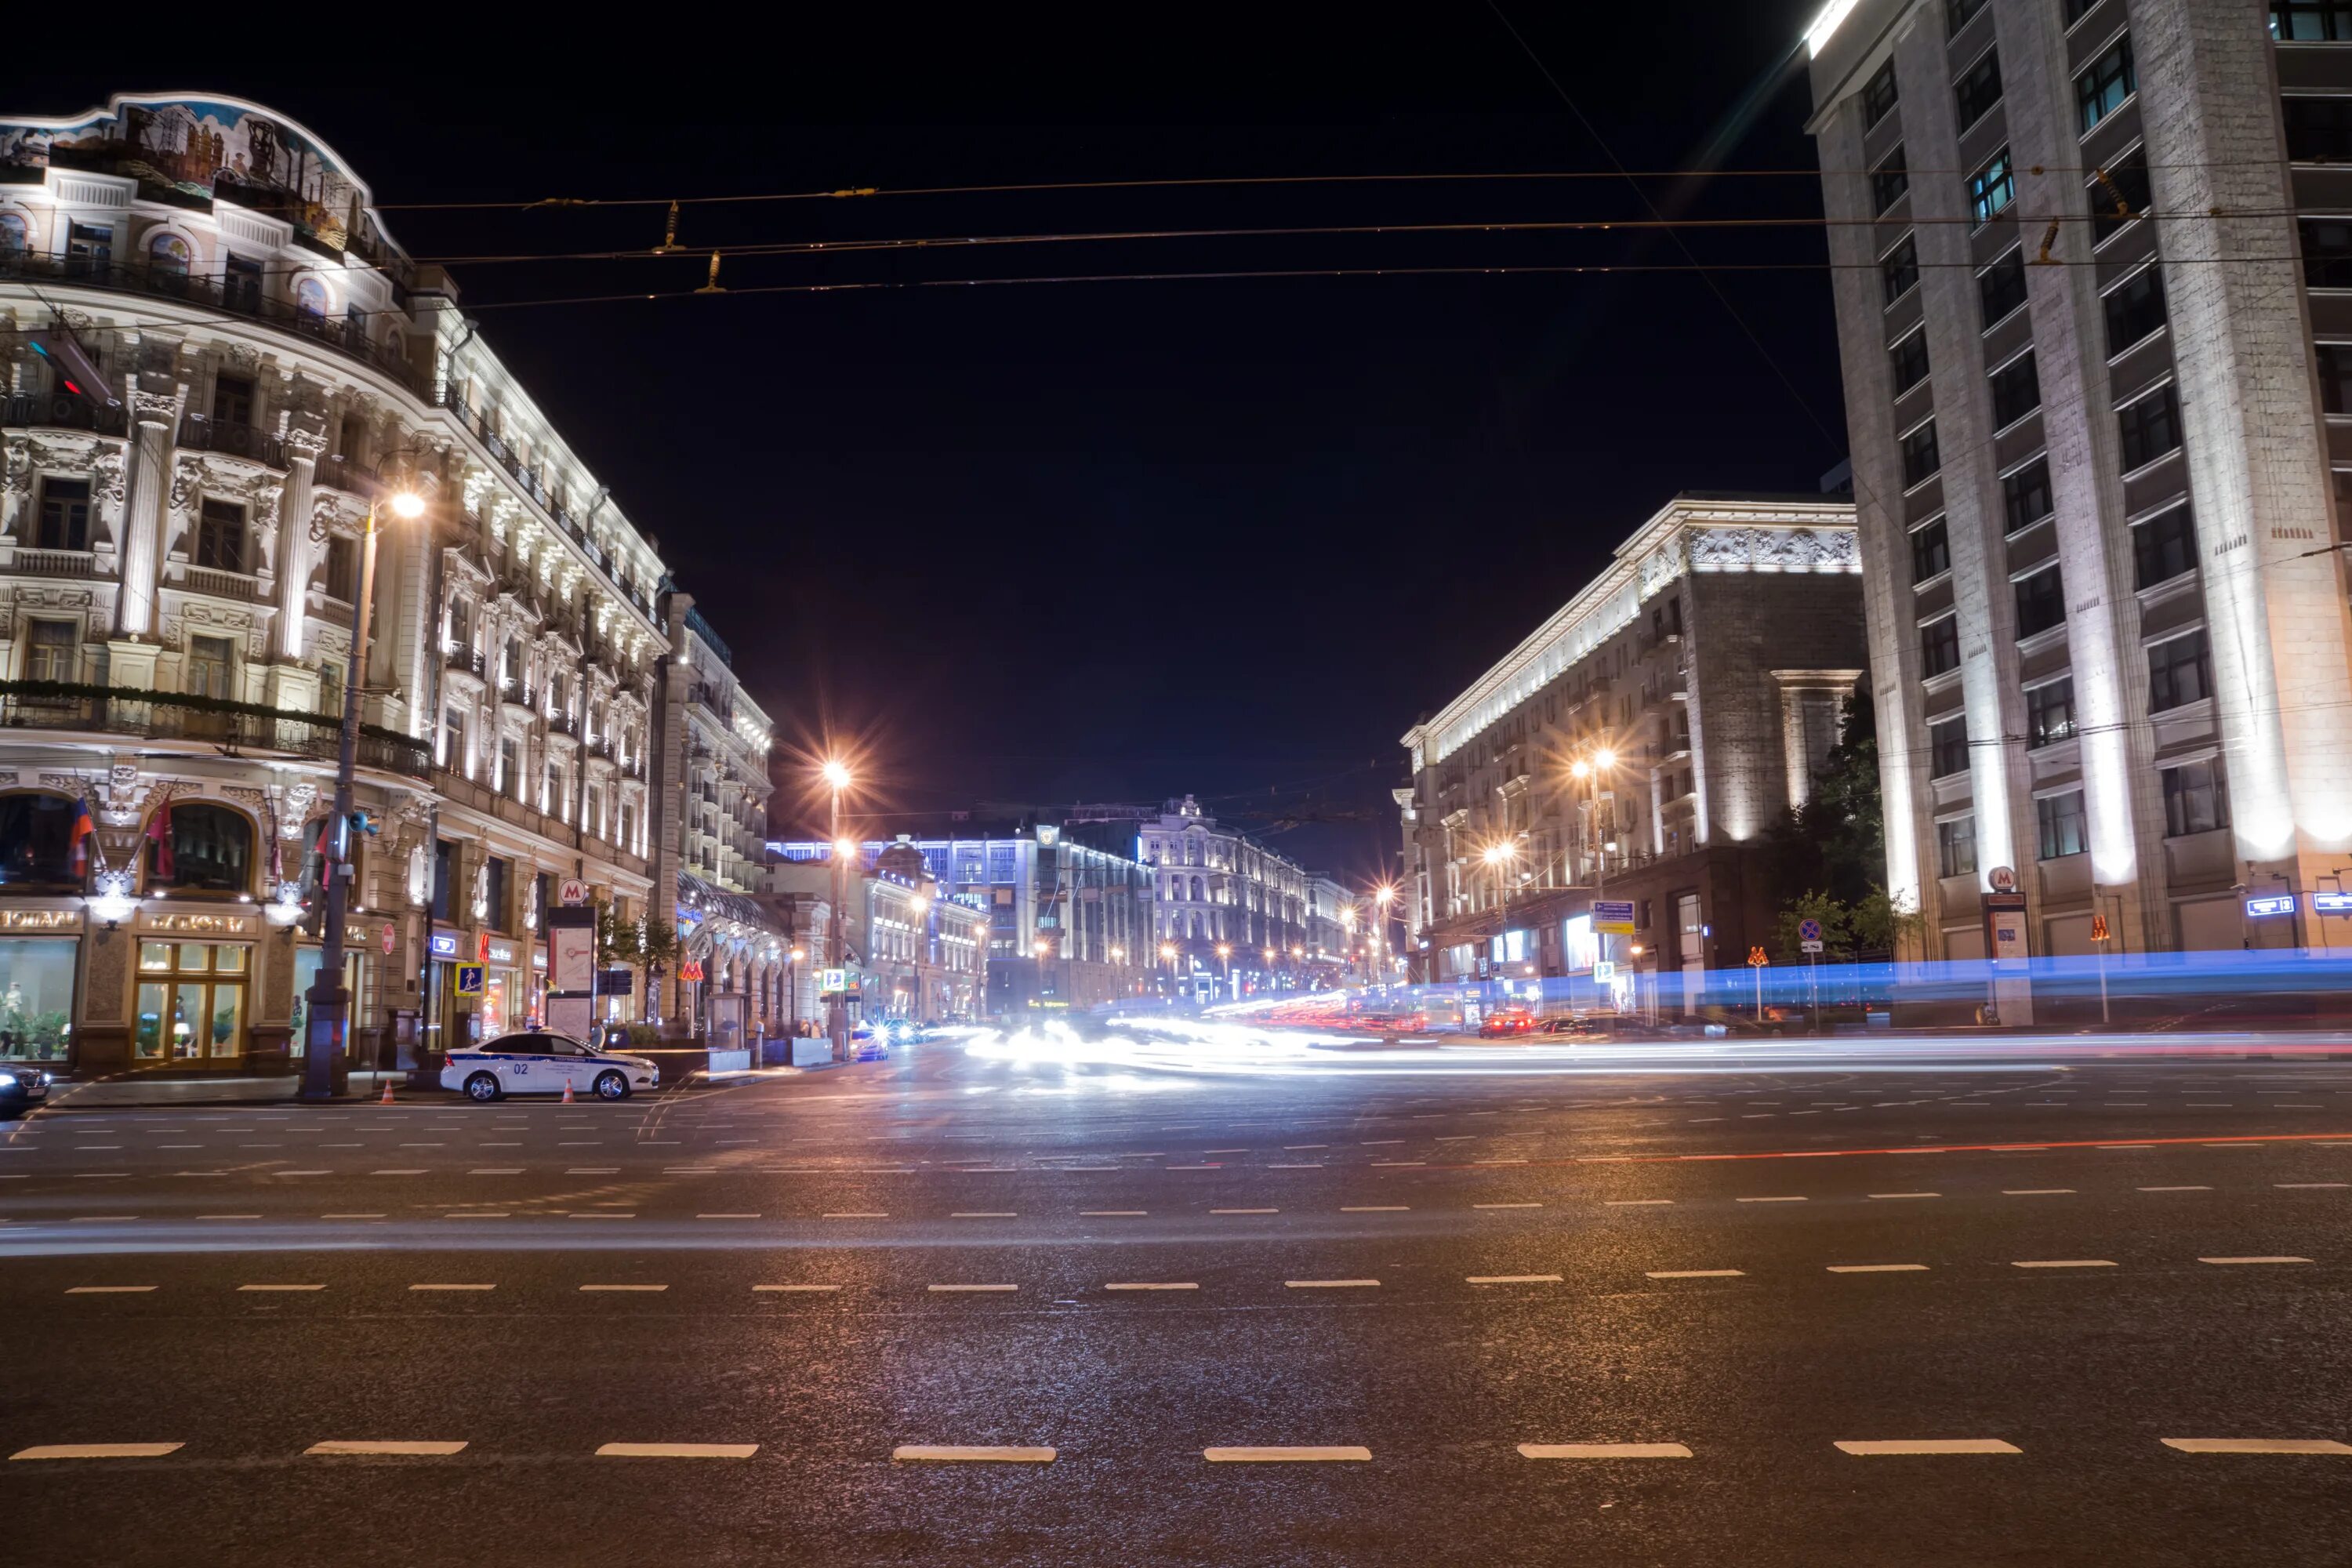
top-left (238, 1283), bottom-right (325, 1292)
top-left (2278, 1183), bottom-right (2350, 1189)
top-left (951, 1212), bottom-right (1018, 1219)
top-left (1105, 1282), bottom-right (1199, 1291)
top-left (928, 1283), bottom-right (1018, 1294)
top-left (1475, 1202), bottom-right (1544, 1209)
top-left (1341, 1206), bottom-right (1410, 1213)
top-left (696, 1213), bottom-right (761, 1220)
top-left (2003, 1189), bottom-right (2075, 1196)
top-left (1868, 1192), bottom-right (1940, 1200)
top-left (894, 1446), bottom-right (1057, 1464)
top-left (1828, 1264), bottom-right (1929, 1273)
top-left (371, 1169), bottom-right (427, 1177)
top-left (753, 1284), bottom-right (840, 1293)
top-left (1736, 1196), bottom-right (1806, 1203)
top-left (2199, 1256), bottom-right (2312, 1265)
top-left (2161, 1439), bottom-right (2352, 1455)
top-left (1286, 1279), bottom-right (1380, 1290)
top-left (579, 1284), bottom-right (667, 1293)
top-left (66, 1285), bottom-right (154, 1294)
top-left (568, 1212), bottom-right (634, 1220)
top-left (321, 1212), bottom-right (383, 1220)
top-left (1647, 1270), bottom-right (1744, 1279)
top-left (1835, 1439), bottom-right (2020, 1456)
top-left (2012, 1260), bottom-right (2116, 1269)
top-left (10, 1443), bottom-right (183, 1461)
top-left (307, 1440), bottom-right (467, 1457)
top-left (1212, 1208), bottom-right (1278, 1215)
top-left (1204, 1446), bottom-right (1371, 1463)
top-left (823, 1212), bottom-right (888, 1220)
top-left (1605, 1199), bottom-right (1672, 1207)
top-left (410, 1283), bottom-right (495, 1292)
top-left (1468, 1274), bottom-right (1563, 1286)
top-left (1519, 1443), bottom-right (1691, 1460)
top-left (1080, 1210), bottom-right (1149, 1217)
top-left (596, 1443), bottom-right (758, 1459)
top-left (2140, 1185), bottom-right (2212, 1192)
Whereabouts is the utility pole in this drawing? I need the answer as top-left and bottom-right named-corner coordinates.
top-left (824, 761), bottom-right (851, 1063)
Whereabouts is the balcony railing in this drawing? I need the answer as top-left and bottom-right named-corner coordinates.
top-left (0, 681), bottom-right (429, 779)
top-left (548, 710), bottom-right (579, 737)
top-left (180, 564), bottom-right (265, 603)
top-left (1, 391), bottom-right (128, 437)
top-left (445, 645), bottom-right (486, 677)
top-left (9, 548), bottom-right (97, 579)
top-left (313, 453), bottom-right (382, 494)
top-left (177, 412), bottom-right (285, 469)
top-left (0, 252), bottom-right (426, 394)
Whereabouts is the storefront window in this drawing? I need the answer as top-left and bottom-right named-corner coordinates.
top-left (289, 947), bottom-right (363, 1058)
top-left (134, 941), bottom-right (248, 1063)
top-left (0, 938), bottom-right (76, 1059)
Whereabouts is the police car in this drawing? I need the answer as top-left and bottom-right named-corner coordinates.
top-left (441, 1029), bottom-right (660, 1102)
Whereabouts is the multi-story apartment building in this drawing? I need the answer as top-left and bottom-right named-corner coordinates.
top-left (1399, 494), bottom-right (1864, 1013)
top-left (0, 93), bottom-right (762, 1074)
top-left (1806, 2), bottom-right (2352, 989)
top-left (1307, 875), bottom-right (1356, 971)
top-left (653, 591), bottom-right (786, 1038)
top-left (1124, 794), bottom-right (1317, 998)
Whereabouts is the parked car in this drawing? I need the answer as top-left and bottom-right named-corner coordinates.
top-left (441, 1029), bottom-right (660, 1102)
top-left (0, 1064), bottom-right (50, 1119)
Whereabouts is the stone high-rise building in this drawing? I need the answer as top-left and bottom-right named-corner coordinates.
top-left (1806, 2), bottom-right (2352, 984)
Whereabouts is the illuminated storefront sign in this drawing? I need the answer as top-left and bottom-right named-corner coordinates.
top-left (2245, 895), bottom-right (2296, 918)
top-left (428, 931), bottom-right (460, 959)
top-left (0, 908), bottom-right (82, 932)
top-left (141, 911), bottom-right (256, 937)
top-left (2311, 891), bottom-right (2352, 915)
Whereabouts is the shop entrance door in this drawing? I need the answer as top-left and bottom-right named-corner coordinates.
top-left (134, 942), bottom-right (249, 1066)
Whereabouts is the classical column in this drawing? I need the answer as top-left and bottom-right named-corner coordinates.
top-left (276, 426), bottom-right (326, 660)
top-left (114, 383), bottom-right (180, 641)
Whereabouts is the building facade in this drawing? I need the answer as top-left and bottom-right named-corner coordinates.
top-left (1127, 795), bottom-right (1316, 1000)
top-left (766, 837), bottom-right (996, 1022)
top-left (1806, 2), bottom-right (2352, 980)
top-left (0, 93), bottom-right (771, 1073)
top-left (1399, 495), bottom-right (1864, 1013)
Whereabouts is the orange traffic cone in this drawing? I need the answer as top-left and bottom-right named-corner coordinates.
top-left (561, 1080), bottom-right (575, 1104)
top-left (379, 1078), bottom-right (395, 1106)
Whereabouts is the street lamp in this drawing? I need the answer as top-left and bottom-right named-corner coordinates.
top-left (1214, 942), bottom-right (1232, 998)
top-left (300, 480), bottom-right (423, 1102)
top-left (1569, 746), bottom-right (1618, 1006)
top-left (821, 759), bottom-right (852, 1063)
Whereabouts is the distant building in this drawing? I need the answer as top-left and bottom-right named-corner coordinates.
top-left (1117, 796), bottom-right (1316, 1003)
top-left (1398, 494), bottom-right (1864, 1014)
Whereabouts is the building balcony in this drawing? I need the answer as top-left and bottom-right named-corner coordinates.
top-left (313, 452), bottom-right (382, 495)
top-left (5, 546), bottom-right (101, 579)
top-left (0, 680), bottom-right (429, 778)
top-left (445, 645), bottom-right (486, 678)
top-left (1, 390), bottom-right (127, 437)
top-left (177, 412), bottom-right (285, 469)
top-left (171, 561), bottom-right (267, 603)
top-left (548, 710), bottom-right (579, 737)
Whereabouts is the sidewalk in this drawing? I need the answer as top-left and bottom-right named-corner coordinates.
top-left (36, 1070), bottom-right (413, 1111)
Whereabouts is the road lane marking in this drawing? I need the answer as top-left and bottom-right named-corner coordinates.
top-left (1868, 1192), bottom-right (1940, 1200)
top-left (1286, 1279), bottom-right (1378, 1289)
top-left (1283, 1145), bottom-right (1327, 1150)
top-left (67, 1285), bottom-right (155, 1294)
top-left (1647, 1270), bottom-right (1744, 1279)
top-left (2012, 1260), bottom-right (2115, 1269)
top-left (2003, 1189), bottom-right (2075, 1196)
top-left (566, 1167), bottom-right (619, 1175)
top-left (67, 1215), bottom-right (137, 1223)
top-left (11, 1443), bottom-right (183, 1461)
top-left (1212, 1208), bottom-right (1278, 1214)
top-left (1476, 1202), bottom-right (1544, 1209)
top-left (1204, 1446), bottom-right (1370, 1462)
top-left (1467, 1274), bottom-right (1563, 1285)
top-left (1268, 1163), bottom-right (1323, 1169)
top-left (1081, 1210), bottom-right (1149, 1217)
top-left (2199, 1256), bottom-right (2311, 1265)
top-left (1369, 1161), bottom-right (1426, 1167)
top-left (2278, 1182), bottom-right (2350, 1189)
top-left (928, 1283), bottom-right (1018, 1293)
top-left (1341, 1206), bottom-right (1410, 1212)
top-left (410, 1283), bottom-right (496, 1291)
top-left (753, 1284), bottom-right (840, 1293)
top-left (1106, 1282), bottom-right (1198, 1290)
top-left (1605, 1200), bottom-right (1671, 1207)
top-left (893, 1446), bottom-right (1056, 1463)
top-left (1518, 1443), bottom-right (1690, 1460)
top-left (238, 1283), bottom-right (325, 1292)
top-left (1828, 1264), bottom-right (1929, 1273)
top-left (579, 1284), bottom-right (667, 1292)
top-left (1835, 1439), bottom-right (2020, 1456)
top-left (568, 1212), bottom-right (634, 1219)
top-left (2161, 1439), bottom-right (2352, 1455)
top-left (307, 1440), bottom-right (467, 1457)
top-left (596, 1443), bottom-right (757, 1459)
top-left (823, 1212), bottom-right (889, 1219)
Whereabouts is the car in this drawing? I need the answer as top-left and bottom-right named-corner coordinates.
top-left (851, 1023), bottom-right (889, 1062)
top-left (441, 1029), bottom-right (660, 1102)
top-left (0, 1064), bottom-right (50, 1119)
top-left (1356, 1011), bottom-right (1428, 1033)
top-left (1477, 1009), bottom-right (1537, 1039)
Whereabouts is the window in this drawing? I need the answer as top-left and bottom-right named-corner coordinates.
top-left (1891, 329), bottom-right (1930, 394)
top-left (194, 499), bottom-right (245, 572)
top-left (485, 856), bottom-right (510, 931)
top-left (2275, 2), bottom-right (2352, 42)
top-left (318, 659), bottom-right (342, 719)
top-left (1882, 234), bottom-right (1919, 304)
top-left (1921, 615), bottom-right (1961, 677)
top-left (1863, 58), bottom-right (1900, 128)
top-left (498, 735), bottom-right (520, 794)
top-left (157, 802), bottom-right (254, 893)
top-left (1930, 716), bottom-right (1969, 779)
top-left (2064, 0), bottom-right (2100, 25)
top-left (2305, 219), bottom-right (2352, 289)
top-left (2118, 385), bottom-right (2181, 470)
top-left (1971, 148), bottom-right (2018, 225)
top-left (2286, 96), bottom-right (2352, 162)
top-left (24, 619), bottom-right (74, 684)
top-left (1872, 147), bottom-right (1910, 214)
top-left (2003, 458), bottom-right (2053, 532)
top-left (1901, 419), bottom-right (1941, 488)
top-left (2036, 790), bottom-right (2089, 860)
top-left (2321, 344), bottom-right (2352, 413)
top-left (2014, 564), bottom-right (2066, 637)
top-left (2076, 35), bottom-right (2135, 132)
top-left (34, 477), bottom-right (89, 551)
top-left (2132, 503), bottom-right (2198, 588)
top-left (2090, 148), bottom-right (2150, 244)
top-left (133, 940), bottom-right (247, 1063)
top-left (1979, 248), bottom-right (2027, 326)
top-left (223, 256), bottom-right (261, 313)
top-left (1948, 0), bottom-right (1987, 32)
top-left (186, 633), bottom-right (234, 702)
top-left (1938, 817), bottom-right (1978, 878)
top-left (586, 785), bottom-right (604, 838)
top-left (618, 802), bottom-right (635, 851)
top-left (2162, 760), bottom-right (2230, 837)
top-left (1990, 351), bottom-right (2041, 427)
top-left (212, 374), bottom-right (254, 429)
top-left (0, 793), bottom-right (79, 887)
top-left (321, 535), bottom-right (356, 601)
top-left (2025, 677), bottom-right (2077, 748)
top-left (2148, 630), bottom-right (2212, 710)
top-left (2104, 268), bottom-right (2167, 352)
top-left (448, 595), bottom-right (474, 653)
top-left (544, 763), bottom-right (564, 818)
top-left (1955, 52), bottom-right (2004, 132)
top-left (432, 839), bottom-right (455, 924)
top-left (1911, 517), bottom-right (1951, 582)
top-left (502, 636), bottom-right (523, 691)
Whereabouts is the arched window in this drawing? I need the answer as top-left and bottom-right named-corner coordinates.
top-left (294, 276), bottom-right (329, 321)
top-left (0, 792), bottom-right (82, 887)
top-left (1190, 876), bottom-right (1204, 904)
top-left (147, 232), bottom-right (191, 292)
top-left (0, 212), bottom-right (32, 258)
top-left (153, 803), bottom-right (254, 894)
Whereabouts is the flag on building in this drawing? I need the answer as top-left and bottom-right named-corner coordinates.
top-left (144, 793), bottom-right (175, 881)
top-left (66, 799), bottom-right (96, 877)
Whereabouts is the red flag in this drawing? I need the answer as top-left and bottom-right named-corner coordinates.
top-left (145, 794), bottom-right (175, 882)
top-left (66, 799), bottom-right (95, 878)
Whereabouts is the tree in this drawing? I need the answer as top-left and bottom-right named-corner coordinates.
top-left (1764, 681), bottom-right (1921, 959)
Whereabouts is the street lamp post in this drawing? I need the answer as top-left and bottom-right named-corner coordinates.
top-left (822, 760), bottom-right (851, 1063)
top-left (1570, 748), bottom-right (1617, 1004)
top-left (299, 482), bottom-right (423, 1102)
top-left (1215, 942), bottom-right (1232, 999)
top-left (1160, 940), bottom-right (1177, 1000)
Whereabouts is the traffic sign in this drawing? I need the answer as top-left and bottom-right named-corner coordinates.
top-left (1747, 946), bottom-right (1769, 967)
top-left (819, 967), bottom-right (848, 996)
top-left (455, 964), bottom-right (485, 998)
top-left (379, 923), bottom-right (395, 956)
top-left (2089, 913), bottom-right (2110, 942)
top-left (1591, 898), bottom-right (1635, 935)
top-left (1798, 917), bottom-right (1824, 954)
top-left (1592, 960), bottom-right (1615, 982)
top-left (559, 878), bottom-right (589, 906)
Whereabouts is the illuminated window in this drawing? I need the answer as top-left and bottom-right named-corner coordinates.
top-left (1882, 234), bottom-right (1919, 304)
top-left (1990, 350), bottom-right (2041, 428)
top-left (2103, 268), bottom-right (2168, 353)
top-left (2025, 676), bottom-right (2076, 748)
top-left (194, 499), bottom-right (246, 572)
top-left (1937, 816), bottom-right (1977, 878)
top-left (1929, 716), bottom-right (1969, 778)
top-left (1955, 52), bottom-right (2004, 132)
top-left (1978, 248), bottom-right (2027, 328)
top-left (24, 619), bottom-right (75, 684)
top-left (1890, 329), bottom-right (1929, 394)
top-left (2014, 564), bottom-right (2065, 637)
top-left (1911, 517), bottom-right (1950, 581)
top-left (2161, 760), bottom-right (2230, 837)
top-left (2035, 790), bottom-right (2088, 860)
top-left (2132, 504), bottom-right (2198, 589)
top-left (2090, 149), bottom-right (2149, 245)
top-left (1863, 59), bottom-right (1900, 128)
top-left (2077, 36), bottom-right (2135, 132)
top-left (2118, 385), bottom-right (2181, 470)
top-left (1969, 148), bottom-right (2016, 226)
top-left (1920, 615), bottom-right (1961, 677)
top-left (1900, 419), bottom-right (1941, 488)
top-left (1872, 147), bottom-right (1910, 215)
top-left (2002, 457), bottom-right (2053, 532)
top-left (2148, 630), bottom-right (2212, 711)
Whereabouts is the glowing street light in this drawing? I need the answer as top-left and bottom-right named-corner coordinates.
top-left (820, 756), bottom-right (854, 1063)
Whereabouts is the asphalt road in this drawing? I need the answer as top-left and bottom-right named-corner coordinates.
top-left (6, 1032), bottom-right (2352, 1566)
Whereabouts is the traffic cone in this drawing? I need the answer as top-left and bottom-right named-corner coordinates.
top-left (561, 1080), bottom-right (575, 1104)
top-left (379, 1078), bottom-right (395, 1106)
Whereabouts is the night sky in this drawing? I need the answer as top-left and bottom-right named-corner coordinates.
top-left (37, 4), bottom-right (1845, 877)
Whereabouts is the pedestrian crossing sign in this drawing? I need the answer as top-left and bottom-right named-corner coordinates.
top-left (456, 964), bottom-right (485, 998)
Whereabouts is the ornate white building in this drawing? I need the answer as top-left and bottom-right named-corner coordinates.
top-left (0, 93), bottom-right (681, 1073)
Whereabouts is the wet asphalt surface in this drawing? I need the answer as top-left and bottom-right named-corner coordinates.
top-left (5, 1036), bottom-right (2352, 1566)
